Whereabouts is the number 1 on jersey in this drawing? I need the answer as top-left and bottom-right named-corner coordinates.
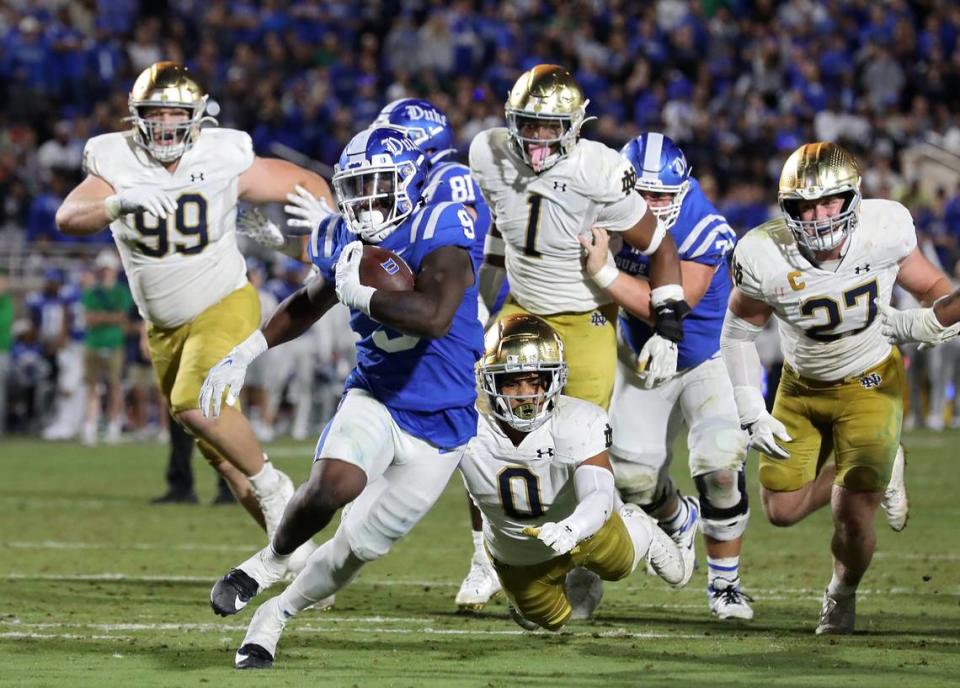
top-left (524, 193), bottom-right (543, 257)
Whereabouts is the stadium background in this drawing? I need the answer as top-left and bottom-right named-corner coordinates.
top-left (2, 2), bottom-right (960, 685)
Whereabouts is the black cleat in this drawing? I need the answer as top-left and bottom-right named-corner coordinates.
top-left (235, 643), bottom-right (274, 669)
top-left (210, 569), bottom-right (260, 617)
top-left (150, 491), bottom-right (198, 505)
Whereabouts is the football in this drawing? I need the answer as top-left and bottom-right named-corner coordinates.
top-left (359, 245), bottom-right (416, 291)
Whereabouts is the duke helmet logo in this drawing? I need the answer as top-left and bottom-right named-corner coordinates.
top-left (382, 136), bottom-right (420, 156)
top-left (858, 372), bottom-right (882, 389)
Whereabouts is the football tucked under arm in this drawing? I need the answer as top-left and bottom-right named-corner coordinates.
top-left (358, 245), bottom-right (415, 291)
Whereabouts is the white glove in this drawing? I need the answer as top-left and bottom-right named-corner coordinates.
top-left (198, 330), bottom-right (268, 418)
top-left (744, 411), bottom-right (792, 459)
top-left (285, 184), bottom-right (334, 235)
top-left (335, 240), bottom-right (376, 315)
top-left (236, 208), bottom-right (284, 249)
top-left (105, 186), bottom-right (177, 220)
top-left (536, 521), bottom-right (581, 555)
top-left (635, 334), bottom-right (678, 389)
top-left (875, 298), bottom-right (960, 347)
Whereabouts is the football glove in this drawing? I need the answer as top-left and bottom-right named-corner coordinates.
top-left (198, 330), bottom-right (268, 418)
top-left (105, 186), bottom-right (177, 220)
top-left (744, 411), bottom-right (792, 460)
top-left (875, 298), bottom-right (960, 347)
top-left (636, 334), bottom-right (678, 389)
top-left (334, 241), bottom-right (376, 315)
top-left (534, 522), bottom-right (581, 555)
top-left (285, 184), bottom-right (334, 235)
top-left (236, 208), bottom-right (285, 249)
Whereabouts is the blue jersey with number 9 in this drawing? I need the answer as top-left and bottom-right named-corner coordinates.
top-left (309, 200), bottom-right (483, 448)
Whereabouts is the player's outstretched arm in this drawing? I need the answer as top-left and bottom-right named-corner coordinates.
top-left (580, 227), bottom-right (713, 320)
top-left (57, 174), bottom-right (176, 235)
top-left (527, 452), bottom-right (615, 555)
top-left (369, 245), bottom-right (475, 339)
top-left (720, 288), bottom-right (791, 458)
top-left (238, 157), bottom-right (333, 208)
top-left (199, 276), bottom-right (337, 418)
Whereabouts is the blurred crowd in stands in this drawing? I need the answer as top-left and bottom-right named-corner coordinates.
top-left (3, 0), bottom-right (960, 440)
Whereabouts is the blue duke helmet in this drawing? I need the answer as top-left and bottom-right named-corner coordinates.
top-left (332, 125), bottom-right (429, 243)
top-left (374, 98), bottom-right (456, 164)
top-left (620, 132), bottom-right (691, 230)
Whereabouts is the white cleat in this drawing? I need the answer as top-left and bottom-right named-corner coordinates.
top-left (235, 597), bottom-right (289, 669)
top-left (622, 504), bottom-right (687, 588)
top-left (882, 446), bottom-right (908, 532)
top-left (210, 546), bottom-right (288, 617)
top-left (815, 589), bottom-right (856, 635)
top-left (253, 467), bottom-right (295, 541)
top-left (708, 582), bottom-right (755, 620)
top-left (668, 496), bottom-right (700, 587)
top-left (564, 566), bottom-right (603, 620)
top-left (455, 553), bottom-right (502, 612)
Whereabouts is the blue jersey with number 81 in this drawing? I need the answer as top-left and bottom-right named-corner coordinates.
top-left (309, 201), bottom-right (483, 448)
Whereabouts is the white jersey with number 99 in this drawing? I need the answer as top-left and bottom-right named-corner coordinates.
top-left (83, 128), bottom-right (255, 329)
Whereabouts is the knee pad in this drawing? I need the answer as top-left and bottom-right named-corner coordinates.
top-left (695, 468), bottom-right (749, 541)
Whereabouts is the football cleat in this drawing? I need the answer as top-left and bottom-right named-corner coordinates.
top-left (210, 547), bottom-right (287, 616)
top-left (234, 597), bottom-right (288, 669)
top-left (235, 643), bottom-right (274, 670)
top-left (507, 603), bottom-right (540, 631)
top-left (881, 446), bottom-right (908, 532)
top-left (670, 495), bottom-right (700, 587)
top-left (708, 582), bottom-right (755, 620)
top-left (455, 553), bottom-right (502, 612)
top-left (211, 568), bottom-right (260, 617)
top-left (621, 503), bottom-right (686, 587)
top-left (252, 468), bottom-right (295, 542)
top-left (564, 566), bottom-right (603, 620)
top-left (815, 589), bottom-right (856, 635)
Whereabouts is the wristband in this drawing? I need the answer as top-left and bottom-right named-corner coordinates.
top-left (590, 263), bottom-right (620, 289)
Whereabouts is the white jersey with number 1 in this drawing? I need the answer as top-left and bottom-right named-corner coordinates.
top-left (469, 127), bottom-right (647, 315)
top-left (732, 199), bottom-right (917, 381)
top-left (83, 128), bottom-right (254, 329)
top-left (459, 396), bottom-right (611, 566)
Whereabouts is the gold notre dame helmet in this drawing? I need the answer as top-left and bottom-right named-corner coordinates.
top-left (505, 64), bottom-right (588, 173)
top-left (477, 314), bottom-right (568, 432)
top-left (128, 61), bottom-right (212, 162)
top-left (778, 142), bottom-right (862, 253)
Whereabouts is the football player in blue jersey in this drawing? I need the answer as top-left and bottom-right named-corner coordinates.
top-left (580, 133), bottom-right (752, 620)
top-left (374, 98), bottom-right (505, 612)
top-left (197, 126), bottom-right (484, 669)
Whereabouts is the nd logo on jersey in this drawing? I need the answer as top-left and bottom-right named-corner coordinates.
top-left (858, 372), bottom-right (882, 389)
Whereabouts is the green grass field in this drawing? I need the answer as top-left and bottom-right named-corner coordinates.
top-left (1, 432), bottom-right (958, 687)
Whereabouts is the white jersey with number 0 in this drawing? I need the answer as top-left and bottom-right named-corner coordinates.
top-left (732, 199), bottom-right (917, 381)
top-left (469, 128), bottom-right (647, 314)
top-left (459, 396), bottom-right (611, 566)
top-left (83, 128), bottom-right (255, 328)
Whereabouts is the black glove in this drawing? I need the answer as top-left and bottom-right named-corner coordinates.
top-left (654, 299), bottom-right (690, 343)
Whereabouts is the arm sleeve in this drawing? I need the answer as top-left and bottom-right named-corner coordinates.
top-left (557, 464), bottom-right (616, 540)
top-left (719, 309), bottom-right (767, 425)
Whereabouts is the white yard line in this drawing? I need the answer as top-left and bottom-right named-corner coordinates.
top-left (4, 572), bottom-right (959, 597)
